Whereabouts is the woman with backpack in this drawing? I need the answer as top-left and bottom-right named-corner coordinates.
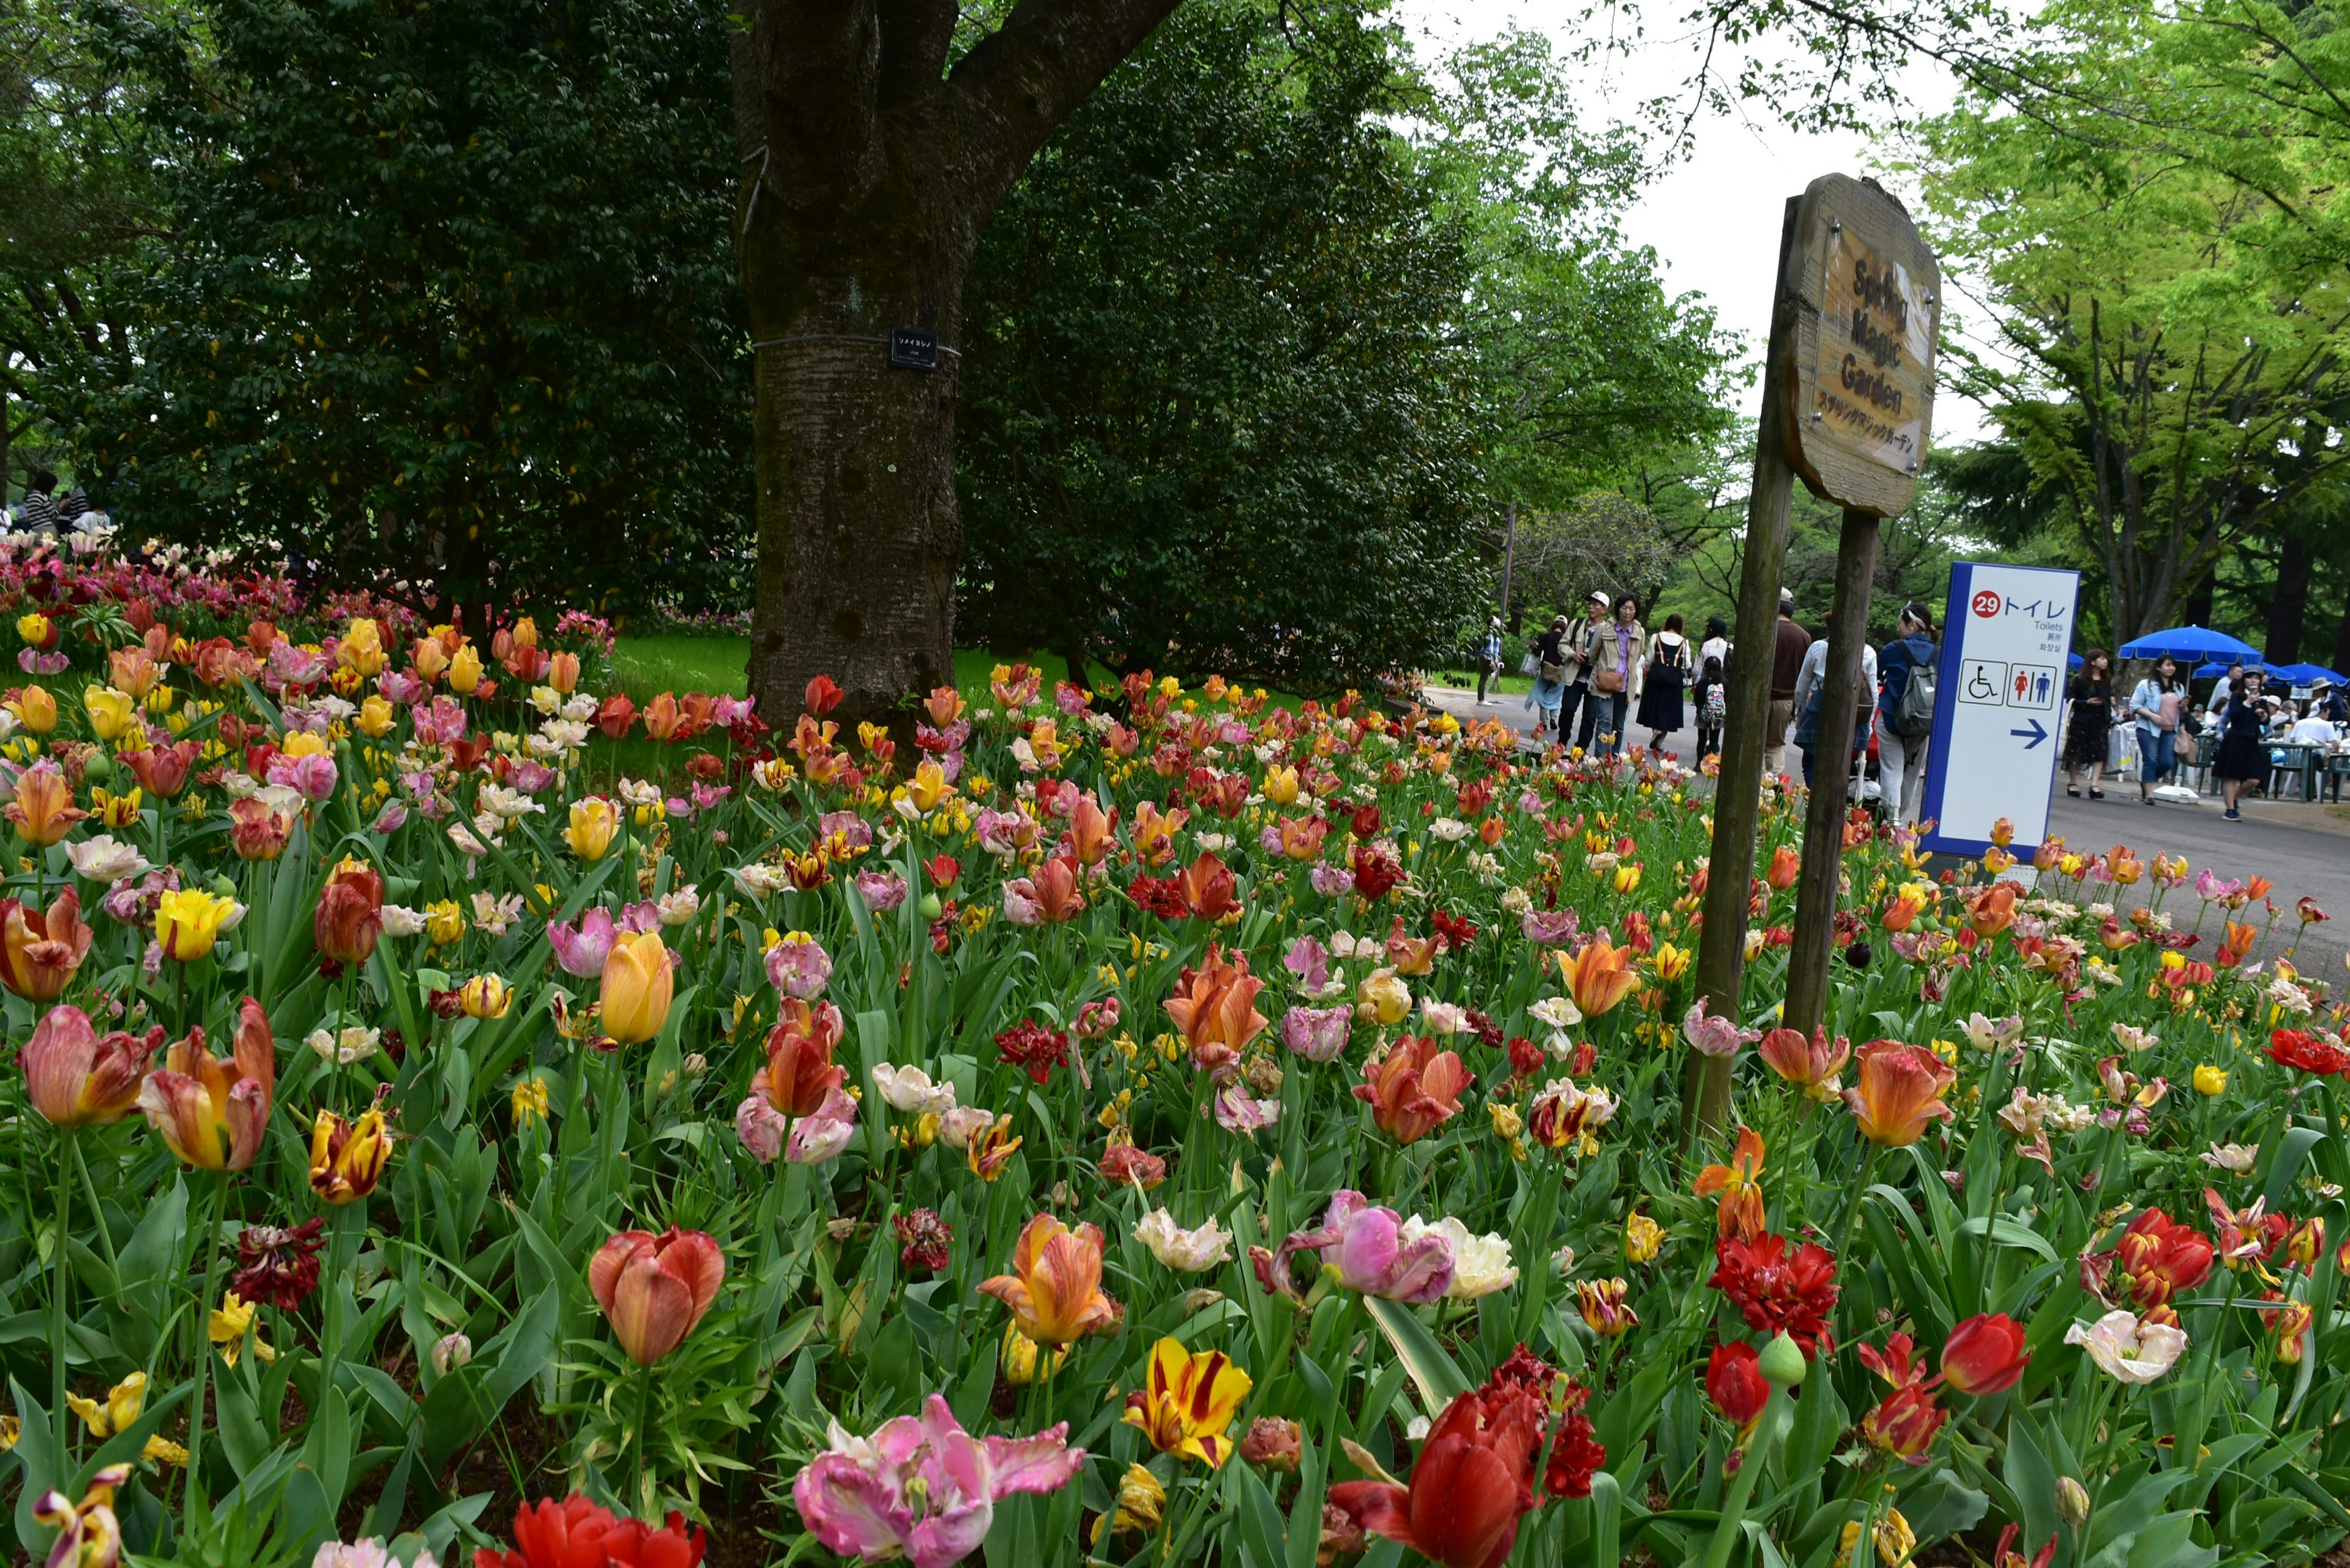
top-left (1694, 655), bottom-right (1728, 761)
top-left (2127, 654), bottom-right (2187, 802)
top-left (1524, 614), bottom-right (1572, 741)
top-left (1874, 603), bottom-right (1939, 823)
top-left (1637, 612), bottom-right (1692, 754)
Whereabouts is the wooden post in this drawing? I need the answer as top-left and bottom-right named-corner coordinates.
top-left (1682, 196), bottom-right (1803, 1147)
top-left (1783, 508), bottom-right (1881, 1036)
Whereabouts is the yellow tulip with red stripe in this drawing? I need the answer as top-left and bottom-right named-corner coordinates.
top-left (1122, 1338), bottom-right (1252, 1466)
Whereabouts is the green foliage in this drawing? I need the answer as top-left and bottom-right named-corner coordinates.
top-left (50, 0), bottom-right (752, 621)
top-left (957, 3), bottom-right (1728, 691)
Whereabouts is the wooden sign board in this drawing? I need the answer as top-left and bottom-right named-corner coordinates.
top-left (1781, 174), bottom-right (1941, 517)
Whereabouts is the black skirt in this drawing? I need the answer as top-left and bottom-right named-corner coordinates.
top-left (2214, 730), bottom-right (2266, 782)
top-left (2063, 703), bottom-right (2110, 766)
top-left (1638, 665), bottom-right (1687, 731)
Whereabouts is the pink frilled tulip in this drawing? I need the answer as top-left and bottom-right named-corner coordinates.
top-left (1275, 1190), bottom-right (1454, 1304)
top-left (1280, 1004), bottom-right (1351, 1062)
top-left (1681, 998), bottom-right (1761, 1060)
top-left (24, 1004), bottom-right (160, 1127)
top-left (588, 1226), bottom-right (725, 1366)
top-left (135, 997), bottom-right (275, 1169)
top-left (793, 1394), bottom-right (1083, 1568)
top-left (547, 907), bottom-right (617, 979)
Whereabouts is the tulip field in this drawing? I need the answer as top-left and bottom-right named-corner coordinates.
top-left (6, 543), bottom-right (2350, 1568)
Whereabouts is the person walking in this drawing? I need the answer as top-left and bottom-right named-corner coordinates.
top-left (2212, 666), bottom-right (2269, 821)
top-left (2063, 649), bottom-right (2115, 799)
top-left (1579, 594), bottom-right (1646, 758)
top-left (2128, 654), bottom-right (2187, 802)
top-left (1693, 654), bottom-right (1728, 762)
top-left (1557, 590), bottom-right (1608, 745)
top-left (1767, 588), bottom-right (1810, 776)
top-left (1700, 614), bottom-right (1731, 673)
top-left (1789, 630), bottom-right (1878, 788)
top-left (1525, 614), bottom-right (1572, 740)
top-left (1638, 612), bottom-right (1692, 753)
top-left (1475, 615), bottom-right (1504, 704)
top-left (1873, 603), bottom-right (1938, 823)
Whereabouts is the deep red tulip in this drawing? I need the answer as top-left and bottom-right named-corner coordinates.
top-left (1939, 1312), bottom-right (2030, 1395)
top-left (1329, 1379), bottom-right (1545, 1568)
top-left (473, 1493), bottom-right (707, 1568)
top-left (1706, 1342), bottom-right (1770, 1427)
top-left (313, 858), bottom-right (386, 965)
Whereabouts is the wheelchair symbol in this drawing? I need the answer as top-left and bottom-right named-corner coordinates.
top-left (1960, 660), bottom-right (2009, 706)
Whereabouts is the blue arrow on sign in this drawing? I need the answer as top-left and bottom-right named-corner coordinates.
top-left (2009, 717), bottom-right (2048, 749)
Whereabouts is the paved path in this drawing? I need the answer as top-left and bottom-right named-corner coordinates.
top-left (1425, 682), bottom-right (2350, 979)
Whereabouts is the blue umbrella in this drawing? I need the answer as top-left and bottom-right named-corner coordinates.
top-left (2067, 652), bottom-right (2084, 670)
top-left (2275, 662), bottom-right (2347, 685)
top-left (2194, 661), bottom-right (2284, 680)
top-left (2119, 624), bottom-right (2262, 662)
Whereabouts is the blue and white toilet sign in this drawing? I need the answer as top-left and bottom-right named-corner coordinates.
top-left (1919, 562), bottom-right (2081, 859)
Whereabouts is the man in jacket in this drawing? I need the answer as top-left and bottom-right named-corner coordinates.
top-left (1767, 588), bottom-right (1811, 775)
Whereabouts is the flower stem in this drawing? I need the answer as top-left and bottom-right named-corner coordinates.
top-left (185, 1167), bottom-right (231, 1523)
top-left (632, 1356), bottom-right (658, 1518)
top-left (1832, 1141), bottom-right (1882, 1267)
top-left (52, 1127), bottom-right (74, 1446)
top-left (1698, 1385), bottom-right (1792, 1568)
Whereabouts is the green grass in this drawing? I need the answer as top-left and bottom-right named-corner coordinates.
top-left (604, 637), bottom-right (1089, 709)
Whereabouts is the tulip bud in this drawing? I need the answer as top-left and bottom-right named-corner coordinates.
top-left (1758, 1330), bottom-right (1807, 1386)
top-left (1239, 1416), bottom-right (1303, 1471)
top-left (431, 1332), bottom-right (473, 1375)
top-left (2056, 1476), bottom-right (2091, 1529)
top-left (919, 892), bottom-right (942, 920)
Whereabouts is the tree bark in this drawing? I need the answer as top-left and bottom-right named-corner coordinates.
top-left (1783, 509), bottom-right (1878, 1039)
top-left (2266, 527), bottom-right (2312, 666)
top-left (729, 0), bottom-right (1182, 734)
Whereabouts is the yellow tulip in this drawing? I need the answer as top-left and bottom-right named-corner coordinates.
top-left (448, 642), bottom-right (483, 695)
top-left (2193, 1064), bottom-right (2228, 1097)
top-left (338, 618), bottom-right (386, 676)
top-left (906, 759), bottom-right (951, 813)
top-left (355, 695), bottom-right (396, 737)
top-left (459, 973), bottom-right (513, 1019)
top-left (11, 684), bottom-right (56, 734)
top-left (1122, 1337), bottom-right (1251, 1465)
top-left (564, 796), bottom-right (620, 861)
top-left (16, 611), bottom-right (50, 645)
top-left (67, 1372), bottom-right (147, 1438)
top-left (281, 730), bottom-right (330, 759)
top-left (83, 686), bottom-right (135, 742)
top-left (309, 1105), bottom-right (394, 1204)
top-left (157, 887), bottom-right (239, 961)
top-left (1261, 765), bottom-right (1299, 805)
top-left (424, 899), bottom-right (465, 946)
top-left (600, 931), bottom-right (674, 1043)
top-left (1624, 1211), bottom-right (1665, 1263)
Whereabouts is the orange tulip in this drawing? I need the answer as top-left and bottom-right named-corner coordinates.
top-left (1693, 1126), bottom-right (1768, 1239)
top-left (1384, 917), bottom-right (1439, 976)
top-left (1178, 851), bottom-right (1239, 921)
top-left (1130, 802), bottom-right (1187, 865)
top-left (979, 1213), bottom-right (1120, 1345)
top-left (23, 1003), bottom-right (157, 1126)
top-left (1881, 885), bottom-right (1929, 933)
top-left (1967, 883), bottom-right (2018, 940)
top-left (1068, 795), bottom-right (1117, 867)
top-left (0, 884), bottom-right (91, 1002)
top-left (7, 761), bottom-right (86, 848)
top-left (1353, 1034), bottom-right (1471, 1144)
top-left (1162, 944), bottom-right (1266, 1073)
top-left (1559, 936), bottom-right (1641, 1018)
top-left (135, 998), bottom-right (275, 1170)
top-left (1843, 1040), bottom-right (1957, 1148)
top-left (588, 1226), bottom-right (725, 1365)
top-left (755, 998), bottom-right (846, 1116)
top-left (1765, 845), bottom-right (1800, 890)
top-left (1756, 1026), bottom-right (1849, 1103)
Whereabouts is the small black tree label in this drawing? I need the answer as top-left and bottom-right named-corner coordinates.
top-left (889, 327), bottom-right (939, 370)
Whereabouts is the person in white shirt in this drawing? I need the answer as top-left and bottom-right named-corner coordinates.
top-left (1789, 635), bottom-right (1879, 788)
top-left (2288, 710), bottom-right (2337, 747)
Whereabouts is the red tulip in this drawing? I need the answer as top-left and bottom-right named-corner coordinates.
top-left (1939, 1312), bottom-right (2029, 1395)
top-left (24, 1004), bottom-right (159, 1126)
top-left (754, 999), bottom-right (846, 1116)
top-left (313, 858), bottom-right (386, 965)
top-left (1706, 1342), bottom-right (1770, 1428)
top-left (1329, 1379), bottom-right (1545, 1568)
top-left (588, 1227), bottom-right (725, 1366)
top-left (804, 674), bottom-right (845, 717)
top-left (122, 740), bottom-right (201, 799)
top-left (1861, 1381), bottom-right (1947, 1463)
top-left (0, 884), bottom-right (92, 1002)
top-left (473, 1493), bottom-right (707, 1568)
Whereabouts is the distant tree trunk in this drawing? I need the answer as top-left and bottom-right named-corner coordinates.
top-left (2334, 585), bottom-right (2350, 675)
top-left (2182, 570), bottom-right (2215, 630)
top-left (2266, 529), bottom-right (2312, 666)
top-left (729, 0), bottom-right (1182, 734)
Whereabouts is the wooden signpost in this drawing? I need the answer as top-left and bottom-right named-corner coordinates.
top-left (1685, 175), bottom-right (1941, 1141)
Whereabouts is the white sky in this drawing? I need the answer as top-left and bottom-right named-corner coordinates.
top-left (1393, 0), bottom-right (1994, 446)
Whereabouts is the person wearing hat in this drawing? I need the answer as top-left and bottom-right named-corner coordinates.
top-left (1525, 613), bottom-right (1574, 739)
top-left (1476, 613), bottom-right (1505, 704)
top-left (1560, 589), bottom-right (1611, 742)
top-left (1767, 587), bottom-right (1811, 775)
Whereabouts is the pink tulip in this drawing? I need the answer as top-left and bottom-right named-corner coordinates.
top-left (765, 934), bottom-right (833, 999)
top-left (1275, 1190), bottom-right (1454, 1304)
top-left (1280, 1005), bottom-right (1351, 1062)
top-left (793, 1395), bottom-right (1083, 1568)
top-left (548, 908), bottom-right (617, 979)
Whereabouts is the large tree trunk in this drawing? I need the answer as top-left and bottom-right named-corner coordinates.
top-left (2266, 528), bottom-right (2311, 666)
top-left (729, 0), bottom-right (1180, 734)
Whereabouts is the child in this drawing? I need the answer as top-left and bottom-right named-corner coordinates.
top-left (1695, 655), bottom-right (1728, 763)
